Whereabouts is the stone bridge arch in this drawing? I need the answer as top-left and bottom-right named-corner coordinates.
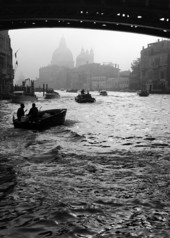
top-left (0, 0), bottom-right (170, 37)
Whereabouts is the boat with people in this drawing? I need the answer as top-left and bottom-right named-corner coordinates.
top-left (13, 108), bottom-right (67, 130)
top-left (44, 89), bottom-right (60, 99)
top-left (137, 89), bottom-right (149, 97)
top-left (75, 95), bottom-right (96, 103)
top-left (75, 89), bottom-right (96, 103)
top-left (10, 90), bottom-right (38, 103)
top-left (99, 90), bottom-right (108, 96)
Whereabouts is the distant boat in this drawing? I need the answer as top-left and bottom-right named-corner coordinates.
top-left (44, 90), bottom-right (60, 99)
top-left (99, 90), bottom-right (108, 96)
top-left (75, 93), bottom-right (96, 103)
top-left (10, 91), bottom-right (37, 103)
top-left (137, 89), bottom-right (149, 97)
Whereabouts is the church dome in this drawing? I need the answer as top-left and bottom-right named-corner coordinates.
top-left (51, 37), bottom-right (74, 68)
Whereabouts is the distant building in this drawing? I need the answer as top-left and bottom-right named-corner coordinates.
top-left (51, 36), bottom-right (74, 68)
top-left (76, 48), bottom-right (94, 67)
top-left (35, 37), bottom-right (121, 91)
top-left (119, 70), bottom-right (130, 91)
top-left (76, 63), bottom-right (120, 90)
top-left (35, 37), bottom-right (74, 89)
top-left (0, 31), bottom-right (14, 99)
top-left (140, 39), bottom-right (170, 92)
top-left (37, 65), bottom-right (71, 89)
top-left (107, 71), bottom-right (130, 91)
top-left (89, 68), bottom-right (129, 91)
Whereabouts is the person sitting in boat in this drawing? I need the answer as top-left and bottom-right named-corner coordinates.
top-left (28, 103), bottom-right (38, 122)
top-left (17, 103), bottom-right (25, 121)
top-left (81, 89), bottom-right (85, 95)
top-left (86, 91), bottom-right (92, 98)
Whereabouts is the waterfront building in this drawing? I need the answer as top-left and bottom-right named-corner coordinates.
top-left (140, 39), bottom-right (170, 92)
top-left (91, 69), bottom-right (129, 91)
top-left (90, 76), bottom-right (106, 91)
top-left (35, 37), bottom-right (74, 89)
top-left (0, 31), bottom-right (14, 99)
top-left (119, 70), bottom-right (130, 91)
top-left (38, 65), bottom-right (68, 89)
top-left (77, 63), bottom-right (120, 90)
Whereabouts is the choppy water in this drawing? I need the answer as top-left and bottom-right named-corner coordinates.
top-left (0, 91), bottom-right (170, 238)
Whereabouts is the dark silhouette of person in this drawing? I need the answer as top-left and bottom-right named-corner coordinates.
top-left (28, 103), bottom-right (38, 122)
top-left (17, 103), bottom-right (25, 121)
top-left (86, 91), bottom-right (92, 98)
top-left (81, 89), bottom-right (85, 95)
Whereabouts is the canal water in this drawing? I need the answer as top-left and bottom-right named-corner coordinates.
top-left (0, 91), bottom-right (170, 237)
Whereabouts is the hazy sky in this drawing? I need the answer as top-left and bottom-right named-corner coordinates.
top-left (9, 28), bottom-right (159, 82)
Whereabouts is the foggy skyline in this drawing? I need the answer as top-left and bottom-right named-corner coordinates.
top-left (9, 28), bottom-right (160, 82)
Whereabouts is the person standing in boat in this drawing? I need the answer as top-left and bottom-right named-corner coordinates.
top-left (28, 103), bottom-right (38, 122)
top-left (17, 103), bottom-right (25, 121)
top-left (81, 89), bottom-right (85, 95)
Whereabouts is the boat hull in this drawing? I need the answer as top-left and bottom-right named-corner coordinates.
top-left (11, 95), bottom-right (37, 103)
top-left (66, 89), bottom-right (78, 93)
top-left (44, 93), bottom-right (60, 99)
top-left (13, 109), bottom-right (67, 130)
top-left (99, 90), bottom-right (108, 96)
top-left (100, 93), bottom-right (107, 96)
top-left (75, 96), bottom-right (96, 103)
top-left (137, 90), bottom-right (149, 97)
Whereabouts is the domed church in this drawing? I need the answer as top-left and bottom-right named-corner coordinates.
top-left (36, 37), bottom-right (95, 89)
top-left (51, 36), bottom-right (74, 68)
top-left (76, 48), bottom-right (94, 67)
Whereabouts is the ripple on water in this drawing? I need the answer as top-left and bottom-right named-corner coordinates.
top-left (0, 92), bottom-right (170, 237)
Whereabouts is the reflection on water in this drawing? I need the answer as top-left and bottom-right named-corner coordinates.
top-left (0, 91), bottom-right (170, 237)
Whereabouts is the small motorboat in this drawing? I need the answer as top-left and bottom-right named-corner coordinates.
top-left (137, 90), bottom-right (149, 97)
top-left (10, 91), bottom-right (38, 103)
top-left (75, 94), bottom-right (96, 103)
top-left (44, 90), bottom-right (60, 99)
top-left (13, 108), bottom-right (67, 130)
top-left (99, 90), bottom-right (108, 96)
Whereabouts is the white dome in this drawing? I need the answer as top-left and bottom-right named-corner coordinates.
top-left (51, 37), bottom-right (74, 68)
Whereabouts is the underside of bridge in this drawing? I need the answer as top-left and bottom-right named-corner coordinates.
top-left (0, 0), bottom-right (170, 38)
